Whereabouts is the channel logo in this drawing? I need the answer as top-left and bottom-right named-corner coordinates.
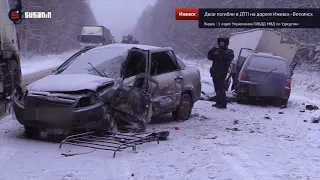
top-left (8, 8), bottom-right (23, 23)
top-left (8, 8), bottom-right (52, 23)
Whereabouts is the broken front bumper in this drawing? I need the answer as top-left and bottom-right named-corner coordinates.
top-left (12, 94), bottom-right (106, 131)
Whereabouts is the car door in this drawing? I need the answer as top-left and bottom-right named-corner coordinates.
top-left (121, 48), bottom-right (156, 122)
top-left (122, 47), bottom-right (149, 85)
top-left (148, 51), bottom-right (183, 115)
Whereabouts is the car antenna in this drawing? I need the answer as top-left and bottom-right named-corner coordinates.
top-left (88, 62), bottom-right (109, 77)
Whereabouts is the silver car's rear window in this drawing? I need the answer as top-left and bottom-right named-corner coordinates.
top-left (248, 56), bottom-right (287, 73)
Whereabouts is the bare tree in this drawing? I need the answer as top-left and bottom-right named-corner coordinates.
top-left (17, 0), bottom-right (98, 56)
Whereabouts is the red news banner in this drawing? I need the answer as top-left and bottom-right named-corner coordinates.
top-left (175, 8), bottom-right (320, 28)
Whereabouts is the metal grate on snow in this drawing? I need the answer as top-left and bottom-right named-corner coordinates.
top-left (59, 131), bottom-right (168, 157)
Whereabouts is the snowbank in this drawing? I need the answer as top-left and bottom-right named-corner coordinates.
top-left (291, 72), bottom-right (320, 98)
top-left (21, 51), bottom-right (76, 75)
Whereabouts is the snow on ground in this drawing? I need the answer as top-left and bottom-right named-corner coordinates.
top-left (21, 51), bottom-right (76, 75)
top-left (0, 58), bottom-right (320, 180)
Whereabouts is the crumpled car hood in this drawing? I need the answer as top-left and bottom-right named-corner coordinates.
top-left (27, 74), bottom-right (114, 92)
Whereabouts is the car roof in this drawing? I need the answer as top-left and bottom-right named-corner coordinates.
top-left (92, 43), bottom-right (173, 52)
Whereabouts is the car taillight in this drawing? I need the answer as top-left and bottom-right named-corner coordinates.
top-left (285, 79), bottom-right (291, 88)
top-left (197, 68), bottom-right (201, 81)
top-left (239, 72), bottom-right (248, 81)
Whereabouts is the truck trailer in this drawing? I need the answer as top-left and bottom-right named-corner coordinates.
top-left (78, 26), bottom-right (113, 49)
top-left (229, 28), bottom-right (298, 70)
top-left (0, 0), bottom-right (23, 98)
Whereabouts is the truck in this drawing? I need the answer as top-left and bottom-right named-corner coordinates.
top-left (78, 26), bottom-right (113, 49)
top-left (226, 29), bottom-right (299, 91)
top-left (122, 34), bottom-right (139, 44)
top-left (0, 0), bottom-right (23, 98)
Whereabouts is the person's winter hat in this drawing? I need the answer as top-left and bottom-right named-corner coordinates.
top-left (217, 37), bottom-right (229, 46)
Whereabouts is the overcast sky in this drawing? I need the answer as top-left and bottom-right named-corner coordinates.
top-left (89, 0), bottom-right (156, 41)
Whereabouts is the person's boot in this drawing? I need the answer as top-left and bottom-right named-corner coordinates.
top-left (216, 104), bottom-right (227, 109)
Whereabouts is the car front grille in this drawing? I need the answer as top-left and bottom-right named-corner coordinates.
top-left (31, 98), bottom-right (73, 108)
top-left (27, 91), bottom-right (79, 108)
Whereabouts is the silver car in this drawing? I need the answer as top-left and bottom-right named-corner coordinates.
top-left (12, 44), bottom-right (201, 136)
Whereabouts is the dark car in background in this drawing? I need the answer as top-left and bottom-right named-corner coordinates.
top-left (235, 53), bottom-right (291, 106)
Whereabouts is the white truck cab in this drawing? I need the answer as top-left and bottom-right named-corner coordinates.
top-left (78, 26), bottom-right (112, 49)
top-left (0, 0), bottom-right (22, 97)
top-left (79, 26), bottom-right (103, 49)
top-left (0, 0), bottom-right (19, 57)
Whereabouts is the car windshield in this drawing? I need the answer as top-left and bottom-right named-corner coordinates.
top-left (59, 47), bottom-right (129, 79)
top-left (80, 35), bottom-right (102, 43)
top-left (248, 56), bottom-right (288, 74)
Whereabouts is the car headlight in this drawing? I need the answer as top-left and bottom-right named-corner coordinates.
top-left (78, 95), bottom-right (98, 107)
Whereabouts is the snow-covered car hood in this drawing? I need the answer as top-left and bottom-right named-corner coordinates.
top-left (27, 74), bottom-right (114, 92)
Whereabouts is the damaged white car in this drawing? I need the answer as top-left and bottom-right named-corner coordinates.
top-left (12, 44), bottom-right (201, 138)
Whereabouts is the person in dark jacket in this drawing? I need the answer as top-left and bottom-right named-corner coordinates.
top-left (207, 37), bottom-right (234, 108)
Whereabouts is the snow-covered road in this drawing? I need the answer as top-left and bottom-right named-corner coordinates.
top-left (21, 51), bottom-right (76, 76)
top-left (0, 55), bottom-right (319, 180)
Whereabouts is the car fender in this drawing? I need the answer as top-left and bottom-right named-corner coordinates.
top-left (181, 85), bottom-right (200, 103)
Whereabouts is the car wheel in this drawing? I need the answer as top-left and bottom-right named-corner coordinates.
top-left (9, 60), bottom-right (20, 92)
top-left (172, 94), bottom-right (193, 121)
top-left (24, 126), bottom-right (40, 139)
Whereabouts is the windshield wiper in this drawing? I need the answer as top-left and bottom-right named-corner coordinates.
top-left (267, 68), bottom-right (278, 74)
top-left (88, 62), bottom-right (109, 78)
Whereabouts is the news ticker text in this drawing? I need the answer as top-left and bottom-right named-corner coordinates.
top-left (175, 8), bottom-right (320, 28)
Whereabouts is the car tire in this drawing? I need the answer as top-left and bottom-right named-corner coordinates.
top-left (9, 60), bottom-right (20, 92)
top-left (0, 60), bottom-right (20, 99)
top-left (172, 94), bottom-right (193, 121)
top-left (24, 126), bottom-right (40, 139)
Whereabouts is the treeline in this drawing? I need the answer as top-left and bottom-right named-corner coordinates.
top-left (17, 0), bottom-right (97, 56)
top-left (134, 0), bottom-right (320, 68)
